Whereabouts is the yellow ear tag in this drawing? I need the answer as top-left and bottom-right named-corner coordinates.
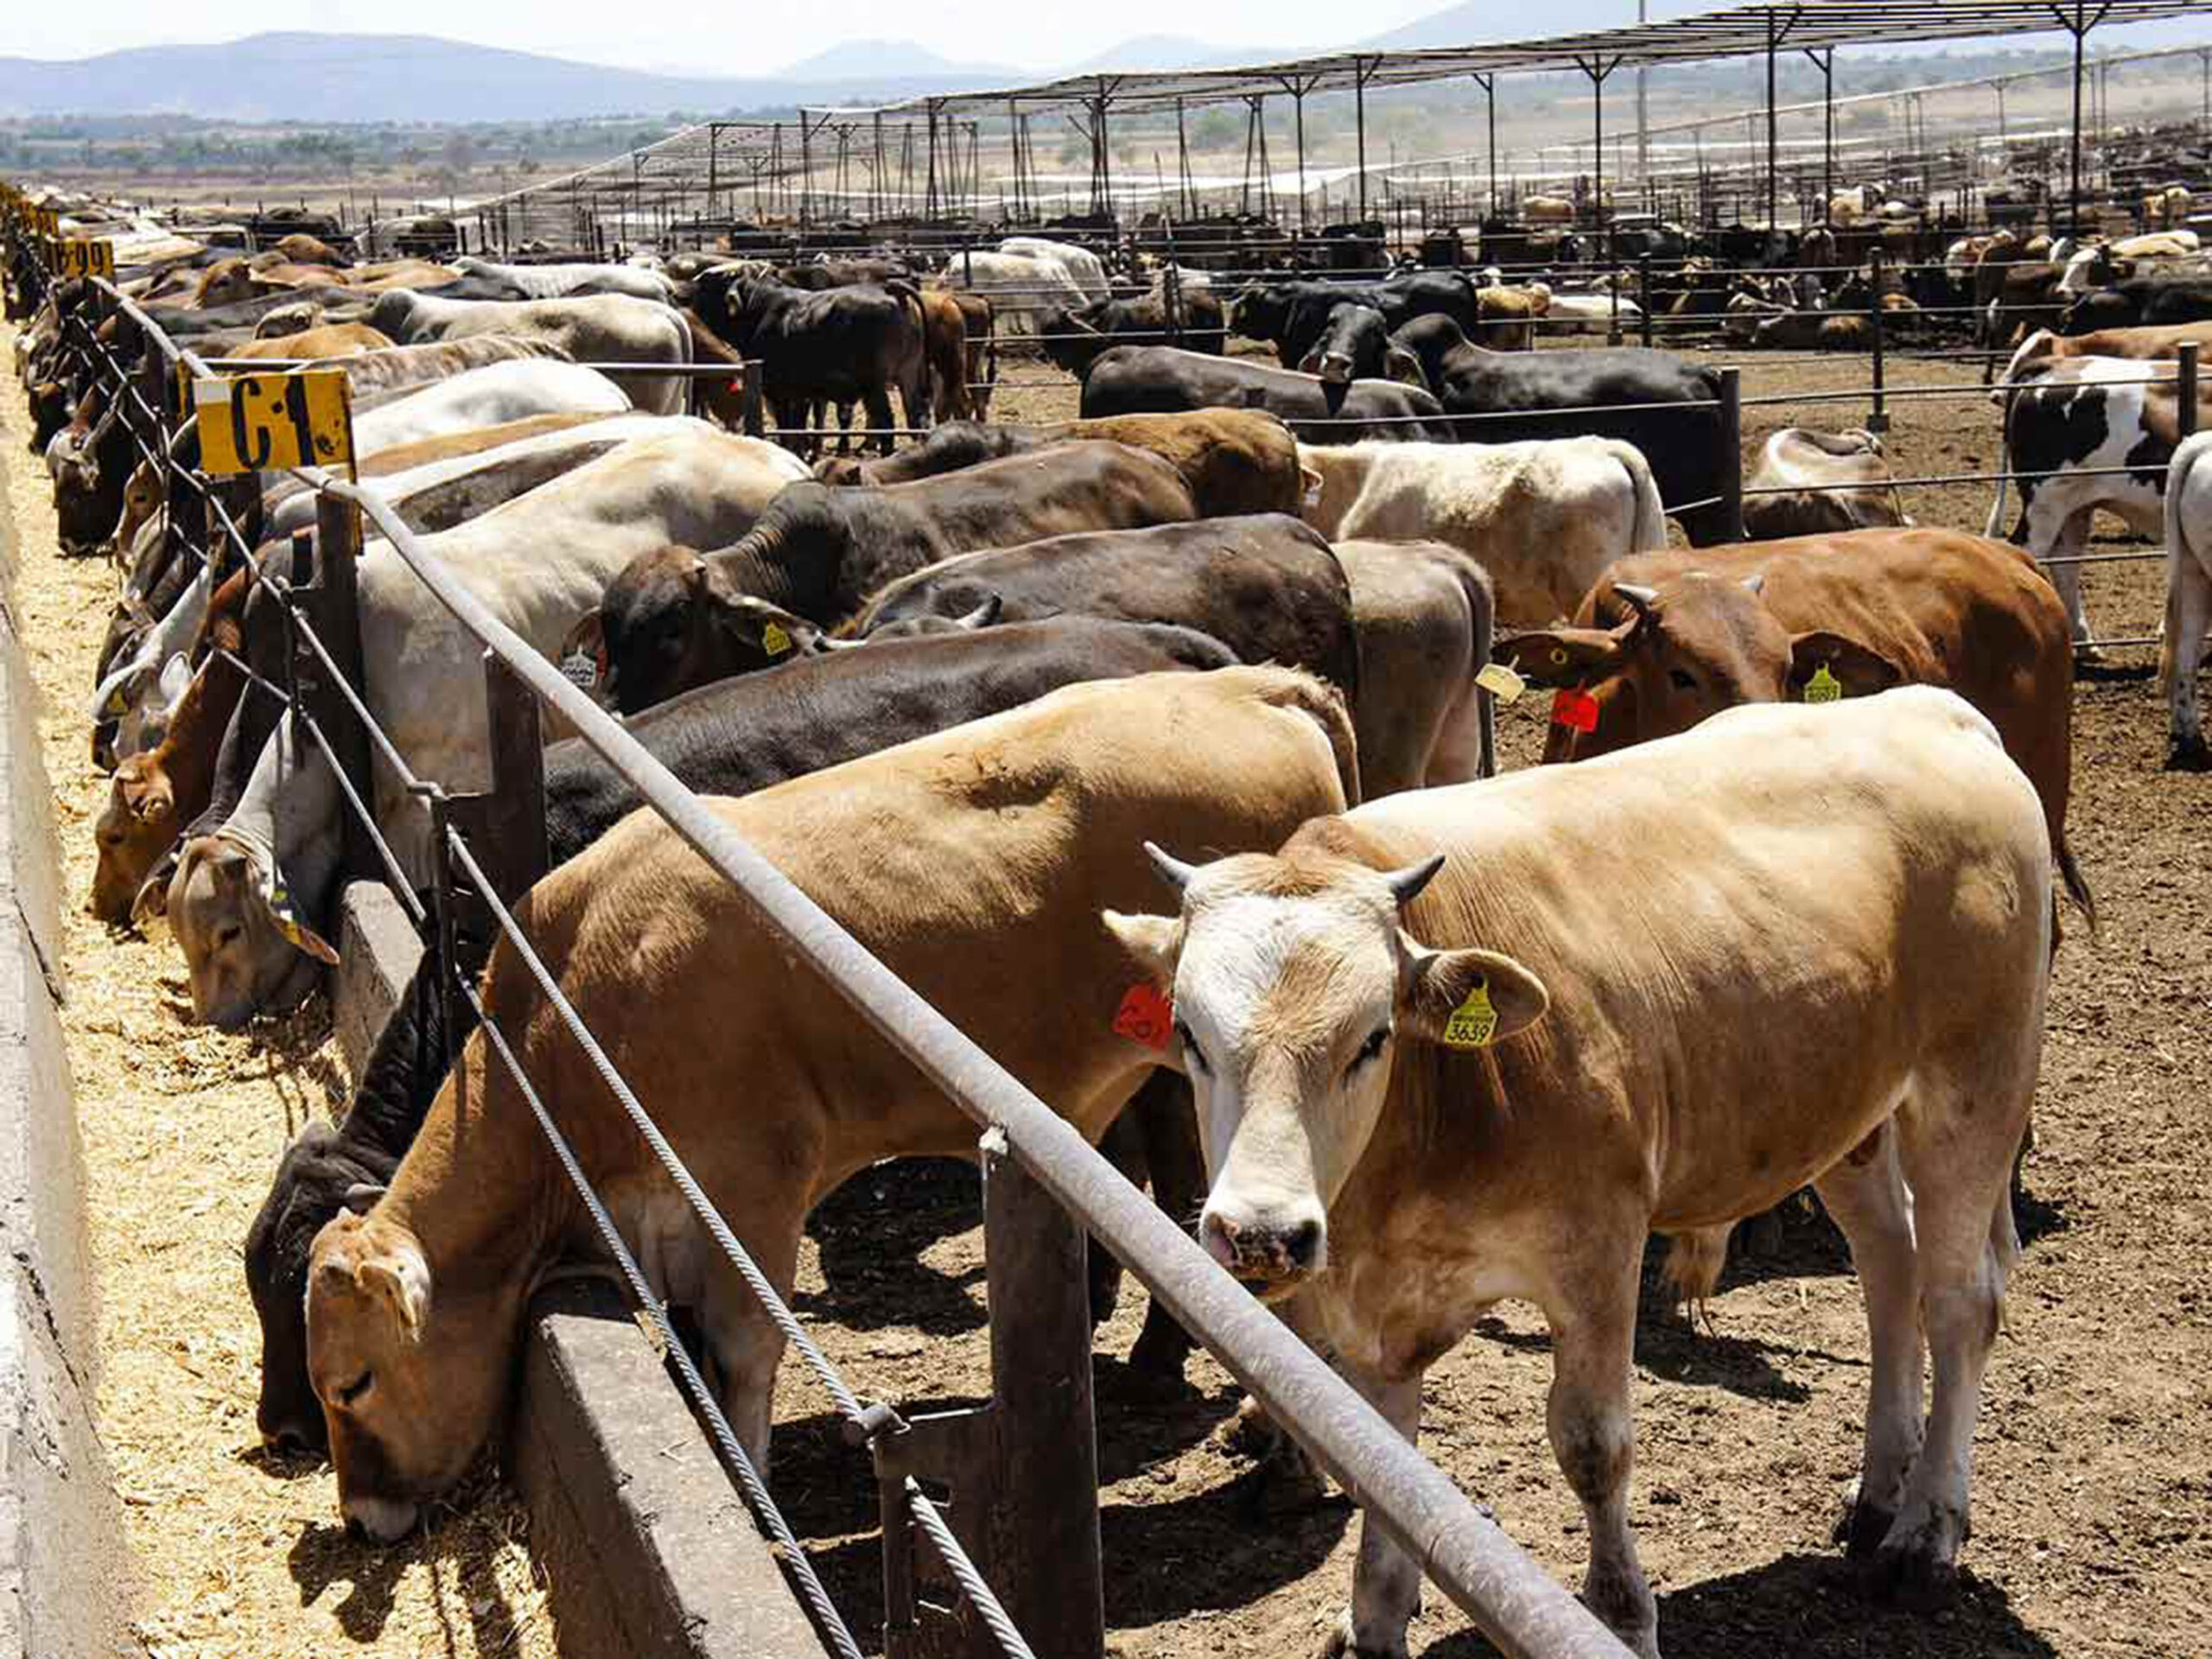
top-left (1474, 662), bottom-right (1526, 702)
top-left (761, 620), bottom-right (792, 658)
top-left (1549, 648), bottom-right (1569, 667)
top-left (1802, 663), bottom-right (1844, 704)
top-left (1440, 978), bottom-right (1499, 1049)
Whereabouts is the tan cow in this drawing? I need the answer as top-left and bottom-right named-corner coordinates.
top-left (1104, 687), bottom-right (2050, 1657)
top-left (1996, 318), bottom-right (2212, 395)
top-left (229, 322), bottom-right (395, 360)
top-left (1741, 428), bottom-right (1910, 537)
top-left (302, 664), bottom-right (1357, 1539)
top-left (1296, 438), bottom-right (1666, 626)
top-left (1493, 527), bottom-right (2090, 925)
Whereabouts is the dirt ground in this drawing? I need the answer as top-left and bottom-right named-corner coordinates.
top-left (10, 319), bottom-right (2209, 1658)
top-left (1, 335), bottom-right (557, 1659)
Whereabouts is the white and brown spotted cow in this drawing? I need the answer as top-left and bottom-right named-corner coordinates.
top-left (1106, 688), bottom-right (2050, 1658)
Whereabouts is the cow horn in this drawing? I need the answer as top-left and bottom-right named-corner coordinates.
top-left (950, 594), bottom-right (1002, 630)
top-left (1741, 573), bottom-right (1766, 596)
top-left (1142, 842), bottom-right (1204, 893)
top-left (1613, 582), bottom-right (1660, 616)
top-left (1382, 854), bottom-right (1447, 908)
top-left (343, 1183), bottom-right (386, 1214)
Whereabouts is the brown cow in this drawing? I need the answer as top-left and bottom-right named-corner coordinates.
top-left (916, 287), bottom-right (975, 423)
top-left (301, 665), bottom-right (1358, 1539)
top-left (1494, 527), bottom-right (2089, 925)
top-left (1996, 318), bottom-right (2212, 391)
top-left (230, 322), bottom-right (396, 361)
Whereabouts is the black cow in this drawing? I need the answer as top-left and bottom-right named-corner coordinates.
top-left (1229, 270), bottom-right (1484, 367)
top-left (242, 613), bottom-right (1240, 1452)
top-left (585, 441), bottom-right (1200, 712)
top-left (2062, 275), bottom-right (2212, 334)
top-left (1033, 289), bottom-right (1230, 375)
top-left (1297, 302), bottom-right (1423, 386)
top-left (774, 257), bottom-right (915, 290)
top-left (1077, 345), bottom-right (1449, 445)
top-left (690, 270), bottom-right (928, 455)
top-left (1389, 315), bottom-right (1732, 545)
top-left (813, 419), bottom-right (1038, 486)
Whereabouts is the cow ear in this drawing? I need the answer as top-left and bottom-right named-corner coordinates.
top-left (157, 652), bottom-right (193, 707)
top-left (1385, 346), bottom-right (1430, 390)
top-left (128, 771), bottom-right (175, 821)
top-left (559, 609), bottom-right (603, 665)
top-left (342, 1183), bottom-right (387, 1216)
top-left (1788, 631), bottom-right (1903, 701)
top-left (1102, 910), bottom-right (1181, 992)
top-left (1492, 626), bottom-right (1625, 689)
top-left (353, 1229), bottom-right (431, 1341)
top-left (1398, 940), bottom-right (1549, 1050)
top-left (721, 595), bottom-right (819, 661)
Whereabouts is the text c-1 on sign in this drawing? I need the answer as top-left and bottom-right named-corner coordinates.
top-left (194, 371), bottom-right (356, 477)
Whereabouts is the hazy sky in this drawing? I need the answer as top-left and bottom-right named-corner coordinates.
top-left (0, 0), bottom-right (1455, 76)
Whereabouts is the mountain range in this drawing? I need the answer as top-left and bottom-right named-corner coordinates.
top-left (1, 6), bottom-right (2204, 124)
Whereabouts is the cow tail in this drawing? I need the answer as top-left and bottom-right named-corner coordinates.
top-left (1618, 441), bottom-right (1668, 551)
top-left (2056, 833), bottom-right (2097, 938)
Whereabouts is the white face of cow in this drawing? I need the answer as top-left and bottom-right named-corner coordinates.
top-left (1105, 846), bottom-right (1548, 1299)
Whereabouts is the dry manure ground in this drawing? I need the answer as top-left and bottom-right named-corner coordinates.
top-left (8, 323), bottom-right (2209, 1658)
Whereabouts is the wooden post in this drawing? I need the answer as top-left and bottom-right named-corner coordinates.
top-left (975, 1129), bottom-right (1103, 1659)
top-left (304, 492), bottom-right (376, 883)
top-left (1719, 366), bottom-right (1745, 543)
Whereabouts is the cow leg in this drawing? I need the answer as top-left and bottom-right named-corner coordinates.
top-left (863, 386), bottom-right (897, 456)
top-left (1317, 1368), bottom-right (1424, 1659)
top-left (1543, 1264), bottom-right (1659, 1659)
top-left (1090, 1106), bottom-right (1147, 1325)
top-left (2033, 504), bottom-right (2098, 654)
top-left (1813, 1124), bottom-right (1925, 1560)
top-left (699, 1211), bottom-right (804, 1478)
top-left (1126, 1074), bottom-right (1204, 1381)
top-left (2160, 520), bottom-right (2212, 770)
top-left (1862, 1070), bottom-right (2028, 1609)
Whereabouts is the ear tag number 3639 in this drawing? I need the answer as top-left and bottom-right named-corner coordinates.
top-left (1441, 979), bottom-right (1499, 1049)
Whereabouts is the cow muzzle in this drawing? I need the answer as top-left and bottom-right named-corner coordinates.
top-left (1314, 353), bottom-right (1353, 386)
top-left (343, 1492), bottom-right (421, 1543)
top-left (1200, 1205), bottom-right (1325, 1294)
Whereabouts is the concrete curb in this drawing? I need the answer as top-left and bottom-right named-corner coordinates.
top-left (0, 416), bottom-right (132, 1656)
top-left (329, 880), bottom-right (830, 1659)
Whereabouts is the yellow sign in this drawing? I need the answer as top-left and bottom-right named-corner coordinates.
top-left (29, 206), bottom-right (59, 238)
top-left (58, 238), bottom-right (114, 281)
top-left (1440, 979), bottom-right (1499, 1049)
top-left (1802, 663), bottom-right (1844, 704)
top-left (194, 371), bottom-right (355, 475)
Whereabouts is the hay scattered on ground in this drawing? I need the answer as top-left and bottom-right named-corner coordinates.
top-left (2, 327), bottom-right (556, 1659)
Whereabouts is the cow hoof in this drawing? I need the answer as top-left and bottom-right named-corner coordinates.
top-left (1310, 1607), bottom-right (1406, 1659)
top-left (1856, 1541), bottom-right (1959, 1611)
top-left (1834, 1495), bottom-right (1898, 1560)
top-left (1126, 1313), bottom-right (1196, 1390)
top-left (2164, 739), bottom-right (2212, 773)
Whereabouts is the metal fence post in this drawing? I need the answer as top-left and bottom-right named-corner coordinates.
top-left (2181, 341), bottom-right (2200, 440)
top-left (1639, 251), bottom-right (1654, 348)
top-left (303, 493), bottom-right (377, 884)
top-left (478, 651), bottom-right (549, 899)
top-left (741, 359), bottom-right (766, 438)
top-left (1866, 247), bottom-right (1890, 434)
top-left (1719, 365), bottom-right (1745, 542)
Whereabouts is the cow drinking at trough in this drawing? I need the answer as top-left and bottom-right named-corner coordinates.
top-left (301, 666), bottom-right (1358, 1535)
top-left (246, 616), bottom-right (1239, 1452)
top-left (1103, 687), bottom-right (2051, 1657)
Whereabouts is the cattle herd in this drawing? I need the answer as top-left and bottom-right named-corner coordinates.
top-left (6, 186), bottom-right (2211, 1659)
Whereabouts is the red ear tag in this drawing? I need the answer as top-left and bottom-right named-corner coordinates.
top-left (727, 377), bottom-right (744, 395)
top-left (1550, 687), bottom-right (1599, 733)
top-left (1113, 983), bottom-right (1173, 1051)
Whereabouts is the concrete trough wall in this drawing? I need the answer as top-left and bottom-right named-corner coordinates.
top-left (333, 880), bottom-right (829, 1659)
top-left (0, 438), bottom-right (131, 1657)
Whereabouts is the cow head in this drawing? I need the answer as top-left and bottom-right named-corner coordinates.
top-left (1298, 303), bottom-right (1390, 387)
top-left (847, 594), bottom-right (1002, 644)
top-left (1496, 572), bottom-right (1903, 759)
top-left (28, 379), bottom-right (72, 453)
top-left (87, 651), bottom-right (191, 770)
top-left (90, 749), bottom-right (182, 924)
top-left (308, 1207), bottom-right (524, 1540)
top-left (247, 1123), bottom-right (392, 1457)
top-left (112, 459), bottom-right (167, 558)
top-left (156, 831), bottom-right (336, 1031)
top-left (1104, 842), bottom-right (1548, 1295)
top-left (585, 545), bottom-right (824, 713)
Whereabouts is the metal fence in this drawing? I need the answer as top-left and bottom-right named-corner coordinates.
top-left (8, 225), bottom-right (1639, 1659)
